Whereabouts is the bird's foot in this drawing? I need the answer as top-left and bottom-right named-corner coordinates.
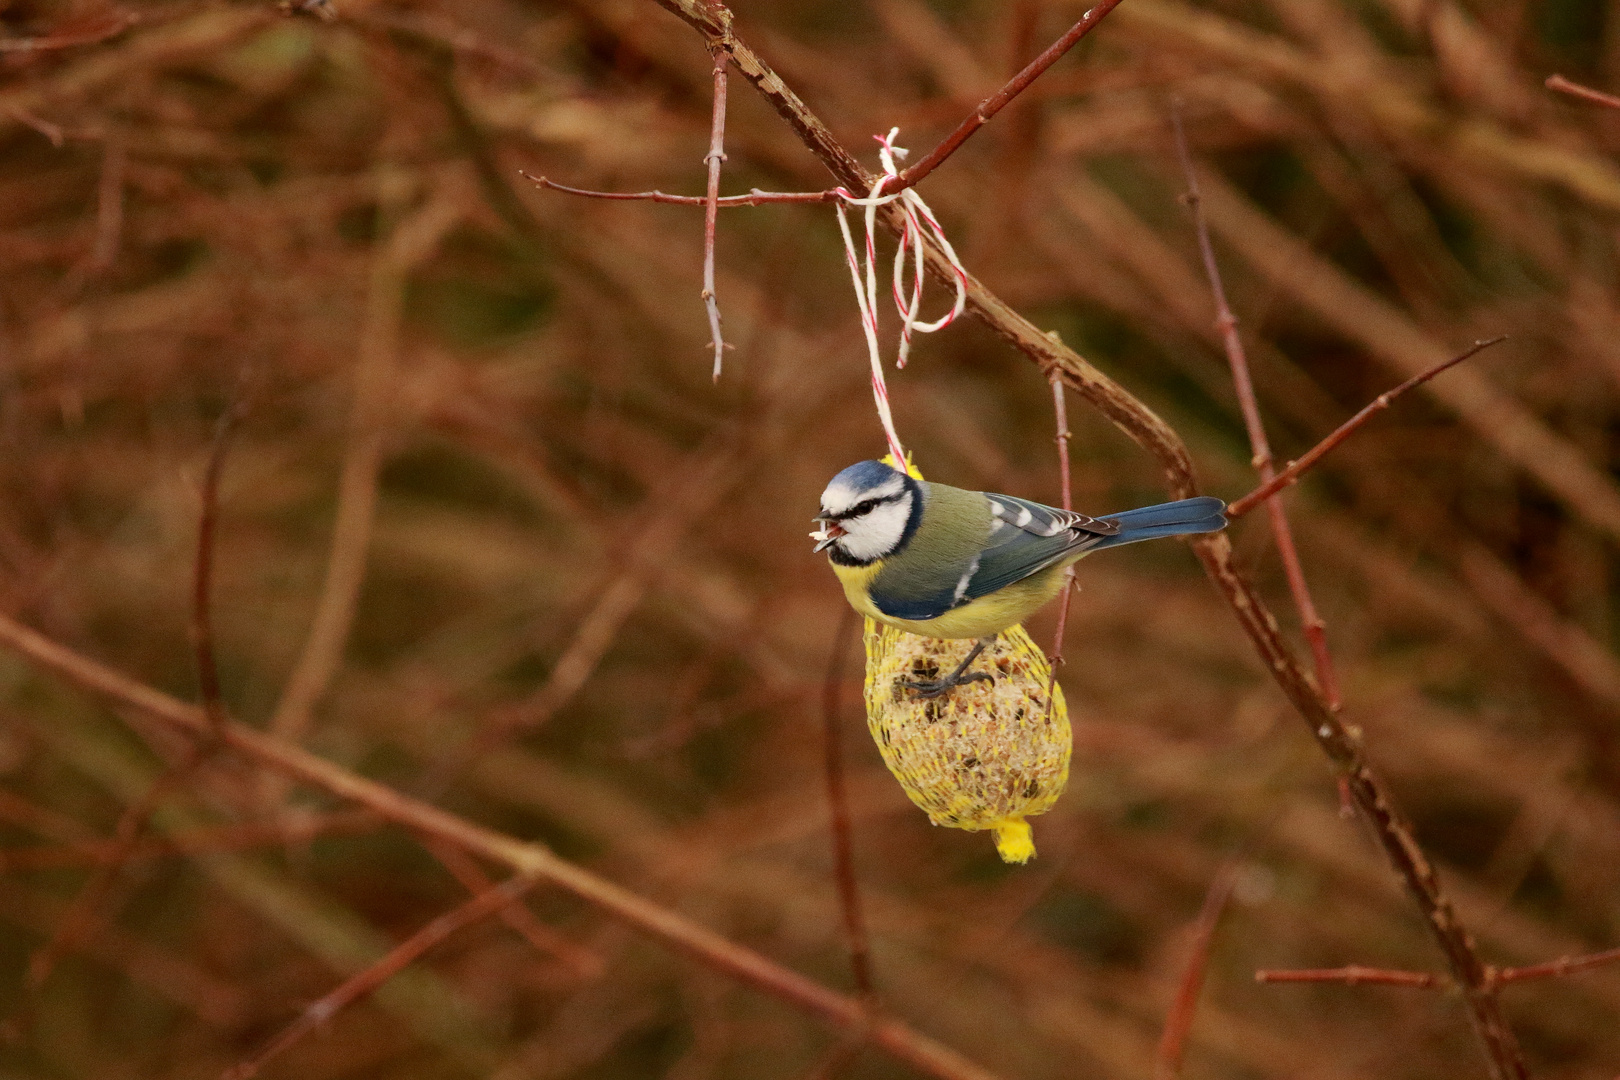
top-left (902, 669), bottom-right (994, 699)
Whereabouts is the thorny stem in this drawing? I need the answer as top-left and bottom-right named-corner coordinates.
top-left (1545, 73), bottom-right (1620, 111)
top-left (222, 872), bottom-right (546, 1080)
top-left (1257, 948), bottom-right (1620, 989)
top-left (1227, 338), bottom-right (1505, 519)
top-left (1493, 945), bottom-right (1620, 984)
top-left (822, 608), bottom-right (876, 999)
top-left (704, 43), bottom-right (730, 380)
top-left (1155, 866), bottom-right (1238, 1080)
top-left (525, 174), bottom-right (838, 206)
top-left (1257, 966), bottom-right (1443, 988)
top-left (1171, 104), bottom-right (1342, 713)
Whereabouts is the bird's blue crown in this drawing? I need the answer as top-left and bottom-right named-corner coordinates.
top-left (829, 459), bottom-right (901, 495)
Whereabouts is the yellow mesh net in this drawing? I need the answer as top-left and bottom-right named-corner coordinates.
top-left (861, 455), bottom-right (1071, 863)
top-left (862, 621), bottom-right (1070, 863)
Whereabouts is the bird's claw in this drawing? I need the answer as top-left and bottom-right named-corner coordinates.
top-left (901, 670), bottom-right (994, 699)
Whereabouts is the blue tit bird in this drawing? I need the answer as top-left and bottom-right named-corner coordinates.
top-left (811, 459), bottom-right (1227, 697)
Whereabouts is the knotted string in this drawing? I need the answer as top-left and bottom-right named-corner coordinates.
top-left (833, 129), bottom-right (968, 466)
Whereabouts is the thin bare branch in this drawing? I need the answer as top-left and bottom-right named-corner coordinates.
top-left (524, 173), bottom-right (837, 205)
top-left (424, 837), bottom-right (604, 980)
top-left (1155, 867), bottom-right (1237, 1080)
top-left (821, 608), bottom-right (875, 999)
top-left (22, 761), bottom-right (197, 993)
top-left (0, 810), bottom-right (379, 870)
top-left (1256, 966), bottom-right (1444, 989)
top-left (1495, 946), bottom-right (1620, 984)
top-left (1172, 103), bottom-right (1342, 712)
top-left (704, 44), bottom-right (730, 380)
top-left (1047, 370), bottom-right (1076, 692)
top-left (223, 871), bottom-right (545, 1080)
top-left (23, 400), bottom-right (243, 995)
top-left (192, 403), bottom-right (240, 735)
top-left (1228, 337), bottom-right (1506, 518)
top-left (1256, 945), bottom-right (1620, 991)
top-left (1546, 73), bottom-right (1620, 111)
top-left (891, 0), bottom-right (1128, 192)
top-left (0, 10), bottom-right (138, 53)
top-left (0, 879), bottom-right (248, 1028)
top-left (264, 187), bottom-right (462, 767)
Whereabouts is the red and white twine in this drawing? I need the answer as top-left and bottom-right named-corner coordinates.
top-left (834, 129), bottom-right (968, 466)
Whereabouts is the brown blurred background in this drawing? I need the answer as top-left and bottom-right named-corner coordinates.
top-left (2, 0), bottom-right (1620, 1076)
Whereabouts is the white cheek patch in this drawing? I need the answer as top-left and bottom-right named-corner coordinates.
top-left (837, 496), bottom-right (912, 562)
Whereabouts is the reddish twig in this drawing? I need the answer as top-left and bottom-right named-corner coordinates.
top-left (192, 404), bottom-right (241, 734)
top-left (222, 871), bottom-right (545, 1080)
top-left (1155, 867), bottom-right (1238, 1080)
top-left (60, 134), bottom-right (125, 296)
top-left (1545, 73), bottom-right (1620, 111)
top-left (0, 10), bottom-right (138, 53)
top-left (703, 43), bottom-right (730, 380)
top-left (821, 607), bottom-right (875, 999)
top-left (523, 173), bottom-right (837, 206)
top-left (0, 878), bottom-right (249, 1028)
top-left (0, 612), bottom-right (1009, 1080)
top-left (1171, 105), bottom-right (1342, 712)
top-left (5, 105), bottom-right (66, 146)
top-left (424, 836), bottom-right (604, 980)
top-left (1047, 372), bottom-right (1076, 695)
top-left (1256, 945), bottom-right (1620, 992)
top-left (1227, 338), bottom-right (1505, 518)
top-left (1256, 965), bottom-right (1444, 989)
top-left (23, 404), bottom-right (242, 994)
top-left (0, 810), bottom-right (380, 871)
top-left (0, 789), bottom-right (96, 843)
top-left (1494, 945), bottom-right (1620, 985)
top-left (890, 0), bottom-right (1127, 193)
top-left (22, 759), bottom-right (197, 993)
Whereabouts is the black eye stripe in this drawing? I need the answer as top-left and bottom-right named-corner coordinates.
top-left (828, 492), bottom-right (902, 521)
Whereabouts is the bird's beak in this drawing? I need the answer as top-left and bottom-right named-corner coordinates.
top-left (809, 517), bottom-right (846, 552)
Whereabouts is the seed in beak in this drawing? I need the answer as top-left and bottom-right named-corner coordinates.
top-left (810, 520), bottom-right (847, 552)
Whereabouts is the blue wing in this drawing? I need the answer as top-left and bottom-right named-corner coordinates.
top-left (958, 496), bottom-right (1117, 601)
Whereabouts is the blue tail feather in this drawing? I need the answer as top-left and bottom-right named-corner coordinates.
top-left (1090, 496), bottom-right (1226, 551)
